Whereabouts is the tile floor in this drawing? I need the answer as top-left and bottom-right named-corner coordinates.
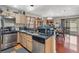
top-left (1, 44), bottom-right (29, 53)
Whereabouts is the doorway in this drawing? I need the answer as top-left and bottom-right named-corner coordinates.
top-left (56, 19), bottom-right (65, 53)
top-left (56, 18), bottom-right (79, 53)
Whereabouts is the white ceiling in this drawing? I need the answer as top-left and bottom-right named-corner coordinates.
top-left (7, 5), bottom-right (79, 17)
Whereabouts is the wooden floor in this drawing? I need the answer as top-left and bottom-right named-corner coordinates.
top-left (56, 41), bottom-right (64, 53)
top-left (56, 35), bottom-right (78, 53)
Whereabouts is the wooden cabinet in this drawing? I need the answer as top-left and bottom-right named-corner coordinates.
top-left (43, 19), bottom-right (54, 26)
top-left (22, 33), bottom-right (32, 51)
top-left (2, 11), bottom-right (16, 17)
top-left (32, 36), bottom-right (53, 53)
top-left (26, 40), bottom-right (32, 52)
top-left (2, 11), bottom-right (26, 24)
top-left (34, 19), bottom-right (42, 29)
top-left (45, 37), bottom-right (53, 53)
top-left (19, 33), bottom-right (27, 48)
top-left (15, 14), bottom-right (21, 23)
top-left (17, 32), bottom-right (20, 43)
top-left (21, 38), bottom-right (27, 48)
top-left (26, 16), bottom-right (42, 29)
top-left (16, 14), bottom-right (26, 24)
top-left (20, 15), bottom-right (26, 24)
top-left (17, 32), bottom-right (53, 53)
top-left (26, 16), bottom-right (35, 28)
top-left (18, 32), bottom-right (32, 52)
top-left (2, 11), bottom-right (9, 16)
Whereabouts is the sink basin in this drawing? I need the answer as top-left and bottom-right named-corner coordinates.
top-left (20, 30), bottom-right (26, 32)
top-left (33, 33), bottom-right (39, 35)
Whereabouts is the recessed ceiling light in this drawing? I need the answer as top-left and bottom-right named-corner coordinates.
top-left (12, 5), bottom-right (18, 8)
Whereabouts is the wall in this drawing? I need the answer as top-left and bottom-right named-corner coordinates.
top-left (54, 19), bottom-right (61, 28)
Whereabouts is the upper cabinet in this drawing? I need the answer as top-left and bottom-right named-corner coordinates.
top-left (34, 17), bottom-right (42, 29)
top-left (16, 14), bottom-right (26, 24)
top-left (26, 16), bottom-right (42, 29)
top-left (20, 15), bottom-right (27, 24)
top-left (1, 10), bottom-right (26, 24)
top-left (1, 10), bottom-right (42, 26)
top-left (26, 16), bottom-right (35, 29)
top-left (2, 11), bottom-right (16, 17)
top-left (44, 19), bottom-right (54, 26)
top-left (15, 14), bottom-right (21, 23)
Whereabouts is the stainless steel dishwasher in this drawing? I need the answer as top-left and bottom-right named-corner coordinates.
top-left (32, 35), bottom-right (45, 53)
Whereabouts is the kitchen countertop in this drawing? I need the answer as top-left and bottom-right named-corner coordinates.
top-left (1, 31), bottom-right (17, 34)
top-left (18, 30), bottom-right (53, 40)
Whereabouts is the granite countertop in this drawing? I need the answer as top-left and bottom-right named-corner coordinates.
top-left (2, 31), bottom-right (17, 34)
top-left (18, 30), bottom-right (53, 39)
top-left (19, 30), bottom-right (34, 35)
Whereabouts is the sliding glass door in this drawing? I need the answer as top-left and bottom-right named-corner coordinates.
top-left (64, 18), bottom-right (78, 53)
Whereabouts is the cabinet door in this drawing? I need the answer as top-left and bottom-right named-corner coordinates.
top-left (19, 33), bottom-right (24, 44)
top-left (23, 16), bottom-right (26, 24)
top-left (19, 33), bottom-right (33, 52)
top-left (10, 12), bottom-right (15, 17)
top-left (26, 40), bottom-right (32, 52)
top-left (17, 32), bottom-right (19, 43)
top-left (45, 37), bottom-right (53, 53)
top-left (19, 15), bottom-right (26, 24)
top-left (23, 33), bottom-right (32, 52)
top-left (16, 14), bottom-right (21, 23)
top-left (2, 11), bottom-right (8, 16)
top-left (21, 38), bottom-right (27, 48)
top-left (19, 33), bottom-right (27, 48)
top-left (23, 34), bottom-right (32, 41)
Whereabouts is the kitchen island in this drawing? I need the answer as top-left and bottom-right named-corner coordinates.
top-left (17, 30), bottom-right (55, 53)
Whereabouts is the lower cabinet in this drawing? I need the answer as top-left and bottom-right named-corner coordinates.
top-left (17, 32), bottom-right (53, 53)
top-left (17, 32), bottom-right (20, 43)
top-left (19, 32), bottom-right (32, 52)
top-left (45, 37), bottom-right (53, 53)
top-left (32, 36), bottom-right (53, 53)
top-left (21, 38), bottom-right (27, 48)
top-left (26, 40), bottom-right (32, 52)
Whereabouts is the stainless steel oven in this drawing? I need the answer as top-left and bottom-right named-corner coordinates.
top-left (1, 33), bottom-right (17, 50)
